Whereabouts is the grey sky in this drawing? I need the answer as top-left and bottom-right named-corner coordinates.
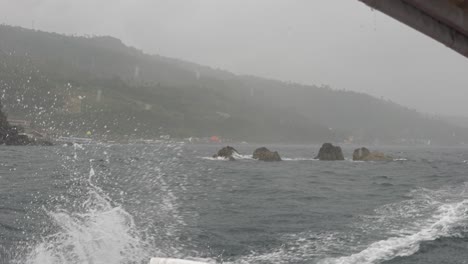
top-left (0, 0), bottom-right (467, 116)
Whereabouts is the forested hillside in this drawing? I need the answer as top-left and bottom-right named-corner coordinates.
top-left (0, 25), bottom-right (466, 144)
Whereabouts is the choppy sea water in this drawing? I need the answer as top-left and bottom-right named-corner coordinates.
top-left (1, 143), bottom-right (468, 264)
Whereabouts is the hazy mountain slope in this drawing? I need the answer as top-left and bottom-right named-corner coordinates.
top-left (444, 116), bottom-right (468, 129)
top-left (0, 25), bottom-right (466, 144)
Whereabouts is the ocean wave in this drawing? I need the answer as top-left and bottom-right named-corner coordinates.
top-left (229, 184), bottom-right (468, 264)
top-left (231, 153), bottom-right (254, 160)
top-left (23, 169), bottom-right (152, 264)
top-left (318, 185), bottom-right (468, 264)
top-left (319, 200), bottom-right (468, 264)
top-left (200, 152), bottom-right (254, 161)
top-left (281, 157), bottom-right (318, 161)
top-left (201, 156), bottom-right (407, 162)
top-left (201, 156), bottom-right (230, 161)
top-left (19, 142), bottom-right (190, 264)
top-left (201, 156), bottom-right (317, 161)
top-left (229, 231), bottom-right (360, 264)
top-left (347, 158), bottom-right (407, 163)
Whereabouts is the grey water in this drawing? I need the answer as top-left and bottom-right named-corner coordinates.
top-left (1, 143), bottom-right (468, 264)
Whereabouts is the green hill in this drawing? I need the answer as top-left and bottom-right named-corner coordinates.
top-left (0, 25), bottom-right (466, 145)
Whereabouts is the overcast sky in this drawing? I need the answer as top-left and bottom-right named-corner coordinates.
top-left (0, 0), bottom-right (467, 116)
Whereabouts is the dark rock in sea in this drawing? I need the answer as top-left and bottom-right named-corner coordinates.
top-left (315, 143), bottom-right (345, 161)
top-left (252, 147), bottom-right (282, 162)
top-left (0, 104), bottom-right (53, 146)
top-left (1, 126), bottom-right (31, 146)
top-left (2, 131), bottom-right (53, 146)
top-left (353, 147), bottom-right (391, 161)
top-left (5, 134), bottom-right (30, 145)
top-left (352, 147), bottom-right (371, 161)
top-left (213, 146), bottom-right (239, 161)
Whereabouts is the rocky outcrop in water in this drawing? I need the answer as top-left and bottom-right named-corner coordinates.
top-left (252, 147), bottom-right (282, 162)
top-left (0, 126), bottom-right (52, 146)
top-left (0, 104), bottom-right (52, 146)
top-left (352, 147), bottom-right (391, 161)
top-left (315, 143), bottom-right (344, 161)
top-left (213, 146), bottom-right (239, 161)
top-left (3, 131), bottom-right (30, 145)
top-left (352, 147), bottom-right (371, 160)
top-left (0, 113), bottom-right (30, 145)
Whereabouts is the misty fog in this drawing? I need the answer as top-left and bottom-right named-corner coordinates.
top-left (0, 0), bottom-right (467, 116)
top-left (2, 2), bottom-right (468, 264)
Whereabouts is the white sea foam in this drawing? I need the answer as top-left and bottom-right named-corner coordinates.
top-left (226, 229), bottom-right (371, 264)
top-left (281, 157), bottom-right (318, 161)
top-left (317, 185), bottom-right (468, 264)
top-left (319, 199), bottom-right (468, 264)
top-left (231, 184), bottom-right (468, 264)
top-left (21, 143), bottom-right (190, 264)
top-left (202, 156), bottom-right (317, 161)
top-left (232, 152), bottom-right (254, 160)
top-left (72, 143), bottom-right (84, 150)
top-left (200, 152), bottom-right (253, 161)
top-left (201, 156), bottom-right (230, 161)
top-left (24, 172), bottom-right (151, 264)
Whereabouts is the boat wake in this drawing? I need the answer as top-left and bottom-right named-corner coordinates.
top-left (230, 183), bottom-right (468, 264)
top-left (319, 197), bottom-right (468, 264)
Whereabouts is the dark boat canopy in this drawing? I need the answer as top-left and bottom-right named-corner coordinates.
top-left (359, 0), bottom-right (468, 59)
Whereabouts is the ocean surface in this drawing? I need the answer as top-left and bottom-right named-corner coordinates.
top-left (1, 142), bottom-right (468, 264)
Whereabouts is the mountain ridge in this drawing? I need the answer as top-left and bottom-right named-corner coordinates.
top-left (0, 24), bottom-right (466, 145)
